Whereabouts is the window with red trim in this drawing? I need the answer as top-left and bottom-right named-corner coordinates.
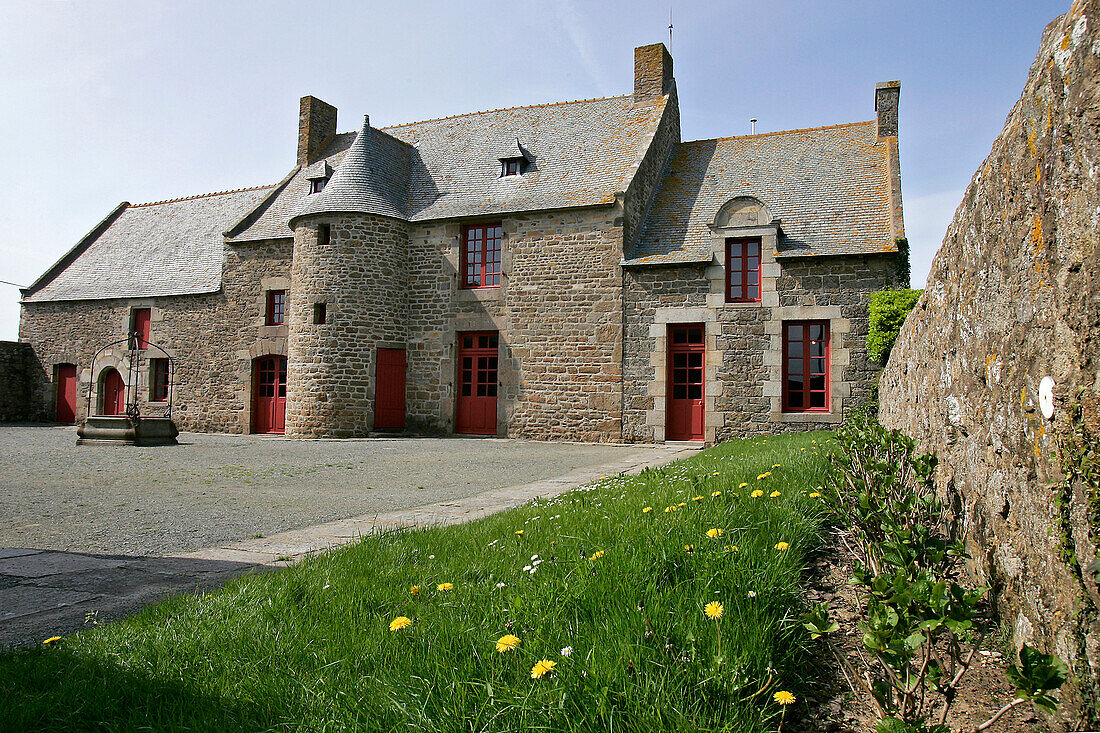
top-left (266, 290), bottom-right (286, 325)
top-left (150, 358), bottom-right (169, 402)
top-left (726, 238), bottom-right (761, 302)
top-left (782, 321), bottom-right (830, 412)
top-left (462, 223), bottom-right (502, 288)
top-left (502, 159), bottom-right (521, 176)
top-left (132, 308), bottom-right (151, 349)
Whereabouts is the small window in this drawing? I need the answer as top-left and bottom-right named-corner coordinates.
top-left (502, 158), bottom-right (522, 176)
top-left (132, 308), bottom-right (151, 349)
top-left (318, 224), bottom-right (331, 246)
top-left (726, 238), bottom-right (762, 303)
top-left (313, 302), bottom-right (327, 325)
top-left (150, 358), bottom-right (169, 402)
top-left (782, 321), bottom-right (830, 412)
top-left (461, 223), bottom-right (502, 289)
top-left (266, 290), bottom-right (286, 325)
top-left (309, 178), bottom-right (327, 194)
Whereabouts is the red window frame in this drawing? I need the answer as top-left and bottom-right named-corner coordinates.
top-left (266, 290), bottom-right (286, 325)
top-left (502, 159), bottom-right (521, 176)
top-left (462, 223), bottom-right (502, 289)
top-left (782, 320), bottom-right (830, 412)
top-left (309, 178), bottom-right (326, 194)
top-left (150, 358), bottom-right (169, 402)
top-left (132, 308), bottom-right (151, 349)
top-left (726, 238), bottom-right (762, 303)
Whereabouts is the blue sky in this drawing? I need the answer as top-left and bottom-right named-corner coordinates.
top-left (0, 0), bottom-right (1070, 340)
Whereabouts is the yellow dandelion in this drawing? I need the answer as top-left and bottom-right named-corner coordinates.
top-left (678, 502), bottom-right (686, 507)
top-left (706, 528), bottom-right (724, 539)
top-left (389, 616), bottom-right (412, 631)
top-left (437, 582), bottom-right (453, 591)
top-left (725, 544), bottom-right (739, 552)
top-left (809, 492), bottom-right (822, 498)
top-left (692, 496), bottom-right (703, 502)
top-left (771, 464), bottom-right (781, 469)
top-left (738, 482), bottom-right (749, 489)
top-left (495, 634), bottom-right (521, 653)
top-left (684, 544), bottom-right (695, 553)
top-left (409, 585), bottom-right (420, 595)
top-left (711, 490), bottom-right (722, 497)
top-left (774, 690), bottom-right (796, 705)
top-left (642, 506), bottom-right (653, 513)
top-left (589, 550), bottom-right (605, 560)
top-left (757, 472), bottom-right (772, 480)
top-left (712, 471), bottom-right (720, 476)
top-left (515, 530), bottom-right (524, 536)
top-left (751, 489), bottom-right (764, 498)
top-left (775, 542), bottom-right (790, 551)
top-left (770, 490), bottom-right (781, 498)
top-left (664, 506), bottom-right (673, 513)
top-left (42, 636), bottom-right (62, 645)
top-left (704, 601), bottom-right (724, 620)
top-left (531, 659), bottom-right (557, 679)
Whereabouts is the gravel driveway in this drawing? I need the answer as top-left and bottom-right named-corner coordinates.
top-left (1, 426), bottom-right (647, 556)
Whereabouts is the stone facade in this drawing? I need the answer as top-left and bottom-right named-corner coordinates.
top-left (0, 341), bottom-right (35, 422)
top-left (879, 4), bottom-right (1100, 724)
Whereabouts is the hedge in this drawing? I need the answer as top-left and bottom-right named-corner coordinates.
top-left (867, 288), bottom-right (922, 364)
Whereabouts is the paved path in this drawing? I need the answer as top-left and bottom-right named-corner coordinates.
top-left (1, 429), bottom-right (697, 649)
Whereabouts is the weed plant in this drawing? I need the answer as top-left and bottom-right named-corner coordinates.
top-left (1, 432), bottom-right (832, 732)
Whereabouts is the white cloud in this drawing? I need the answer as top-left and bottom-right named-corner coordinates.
top-left (905, 188), bottom-right (964, 288)
top-left (551, 0), bottom-right (614, 96)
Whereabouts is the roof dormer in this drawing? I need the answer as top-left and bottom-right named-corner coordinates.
top-left (304, 160), bottom-right (333, 194)
top-left (496, 138), bottom-right (530, 177)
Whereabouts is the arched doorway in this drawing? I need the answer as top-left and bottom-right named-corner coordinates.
top-left (253, 356), bottom-right (287, 434)
top-left (99, 368), bottom-right (125, 416)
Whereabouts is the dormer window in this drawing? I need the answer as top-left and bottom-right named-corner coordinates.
top-left (496, 138), bottom-right (529, 178)
top-left (304, 160), bottom-right (333, 195)
top-left (309, 177), bottom-right (327, 194)
top-left (502, 158), bottom-right (522, 177)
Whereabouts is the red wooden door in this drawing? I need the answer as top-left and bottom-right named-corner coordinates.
top-left (253, 356), bottom-right (287, 434)
top-left (374, 348), bottom-right (406, 430)
top-left (456, 332), bottom-right (498, 435)
top-left (100, 368), bottom-right (125, 416)
top-left (55, 364), bottom-right (77, 424)
top-left (667, 325), bottom-right (705, 441)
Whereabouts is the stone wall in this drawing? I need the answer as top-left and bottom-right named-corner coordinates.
top-left (879, 4), bottom-right (1100, 723)
top-left (623, 253), bottom-right (896, 443)
top-left (0, 341), bottom-right (34, 422)
top-left (286, 214), bottom-right (409, 437)
top-left (18, 237), bottom-right (293, 432)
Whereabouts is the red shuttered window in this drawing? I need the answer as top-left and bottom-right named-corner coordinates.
top-left (782, 321), bottom-right (830, 412)
top-left (132, 308), bottom-right (151, 349)
top-left (726, 238), bottom-right (761, 303)
top-left (266, 290), bottom-right (286, 325)
top-left (462, 224), bottom-right (502, 289)
top-left (150, 358), bottom-right (169, 402)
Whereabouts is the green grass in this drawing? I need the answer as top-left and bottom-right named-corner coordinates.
top-left (1, 432), bottom-right (834, 732)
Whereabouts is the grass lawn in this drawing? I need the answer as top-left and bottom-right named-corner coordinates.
top-left (1, 432), bottom-right (834, 732)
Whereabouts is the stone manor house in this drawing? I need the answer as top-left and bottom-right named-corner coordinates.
top-left (17, 44), bottom-right (906, 443)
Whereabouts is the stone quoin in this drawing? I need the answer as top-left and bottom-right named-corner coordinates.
top-left (16, 43), bottom-right (906, 443)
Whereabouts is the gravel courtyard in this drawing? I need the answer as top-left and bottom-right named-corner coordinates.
top-left (0, 426), bottom-right (649, 556)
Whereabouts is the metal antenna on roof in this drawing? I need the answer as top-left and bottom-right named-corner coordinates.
top-left (751, 118), bottom-right (757, 134)
top-left (668, 5), bottom-right (673, 48)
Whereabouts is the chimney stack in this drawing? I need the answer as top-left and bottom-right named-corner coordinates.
top-left (874, 81), bottom-right (900, 139)
top-left (298, 96), bottom-right (337, 167)
top-left (634, 43), bottom-right (674, 103)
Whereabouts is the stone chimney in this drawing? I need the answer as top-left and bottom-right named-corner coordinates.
top-left (634, 43), bottom-right (673, 103)
top-left (298, 96), bottom-right (337, 167)
top-left (875, 81), bottom-right (901, 139)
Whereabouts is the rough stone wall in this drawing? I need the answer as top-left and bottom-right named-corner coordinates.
top-left (0, 341), bottom-right (34, 422)
top-left (18, 237), bottom-right (293, 432)
top-left (403, 207), bottom-right (623, 441)
top-left (623, 254), bottom-right (895, 443)
top-left (286, 214), bottom-right (408, 437)
top-left (879, 5), bottom-right (1100, 723)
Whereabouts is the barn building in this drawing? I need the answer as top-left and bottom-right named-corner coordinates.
top-left (17, 44), bottom-right (906, 443)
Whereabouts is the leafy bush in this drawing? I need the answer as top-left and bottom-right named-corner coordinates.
top-left (867, 289), bottom-right (922, 364)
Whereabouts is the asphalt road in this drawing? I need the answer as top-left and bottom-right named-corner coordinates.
top-left (0, 426), bottom-right (645, 556)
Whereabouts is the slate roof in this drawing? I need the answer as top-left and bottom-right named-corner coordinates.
top-left (626, 121), bottom-right (897, 265)
top-left (22, 187), bottom-right (273, 302)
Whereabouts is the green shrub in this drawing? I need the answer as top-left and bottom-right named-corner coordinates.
top-left (867, 289), bottom-right (922, 364)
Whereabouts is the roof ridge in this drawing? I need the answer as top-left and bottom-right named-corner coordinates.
top-left (131, 184), bottom-right (276, 208)
top-left (688, 119), bottom-right (876, 145)
top-left (378, 94), bottom-right (634, 131)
